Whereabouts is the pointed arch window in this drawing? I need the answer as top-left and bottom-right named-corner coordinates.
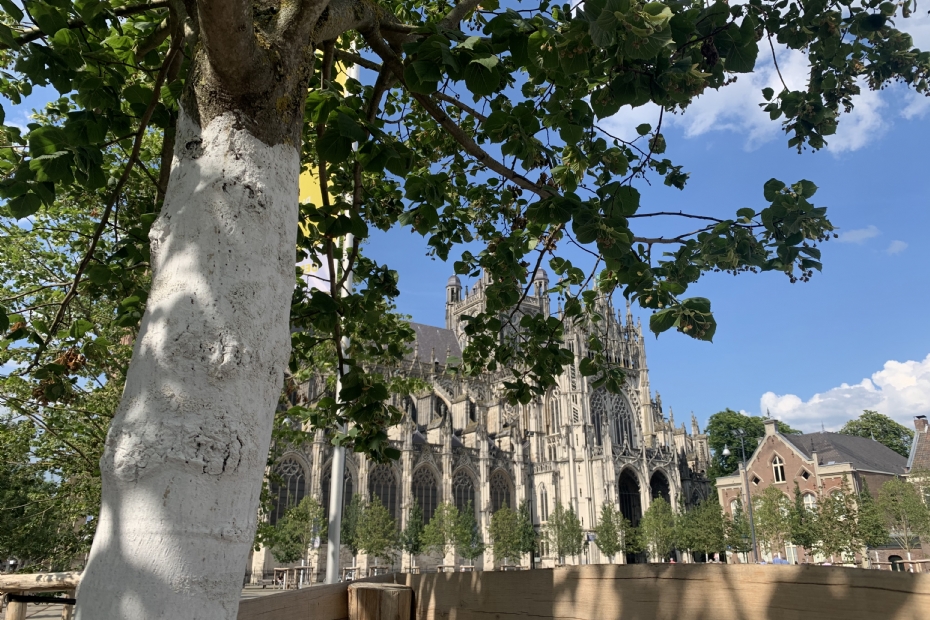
top-left (321, 466), bottom-right (354, 522)
top-left (369, 464), bottom-right (399, 520)
top-left (412, 467), bottom-right (439, 524)
top-left (490, 470), bottom-right (512, 513)
top-left (538, 484), bottom-right (549, 522)
top-left (773, 455), bottom-right (786, 483)
top-left (270, 457), bottom-right (306, 526)
top-left (453, 470), bottom-right (476, 515)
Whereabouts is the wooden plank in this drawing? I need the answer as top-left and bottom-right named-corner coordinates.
top-left (348, 583), bottom-right (411, 620)
top-left (0, 572), bottom-right (81, 593)
top-left (236, 573), bottom-right (399, 620)
top-left (5, 592), bottom-right (26, 620)
top-left (404, 564), bottom-right (930, 620)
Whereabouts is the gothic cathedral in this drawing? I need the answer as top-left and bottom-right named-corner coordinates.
top-left (251, 270), bottom-right (711, 579)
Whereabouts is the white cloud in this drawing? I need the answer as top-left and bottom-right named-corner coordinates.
top-left (901, 91), bottom-right (930, 120)
top-left (600, 20), bottom-right (930, 154)
top-left (825, 85), bottom-right (889, 154)
top-left (836, 225), bottom-right (880, 244)
top-left (886, 240), bottom-right (908, 255)
top-left (761, 354), bottom-right (930, 432)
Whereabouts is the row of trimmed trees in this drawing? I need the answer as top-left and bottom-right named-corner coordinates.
top-left (267, 474), bottom-right (930, 570)
top-left (751, 476), bottom-right (930, 563)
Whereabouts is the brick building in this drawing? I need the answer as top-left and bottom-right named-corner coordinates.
top-left (715, 418), bottom-right (923, 566)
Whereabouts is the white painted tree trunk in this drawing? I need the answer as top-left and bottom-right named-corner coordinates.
top-left (75, 110), bottom-right (298, 620)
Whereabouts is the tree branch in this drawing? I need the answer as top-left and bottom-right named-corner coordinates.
top-left (334, 49), bottom-right (381, 72)
top-left (433, 91), bottom-right (488, 123)
top-left (30, 40), bottom-right (181, 371)
top-left (439, 0), bottom-right (484, 29)
top-left (11, 1), bottom-right (170, 48)
top-left (363, 29), bottom-right (554, 199)
top-left (195, 0), bottom-right (263, 90)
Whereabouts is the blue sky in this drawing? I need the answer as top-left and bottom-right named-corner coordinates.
top-left (8, 13), bottom-right (930, 434)
top-left (364, 19), bottom-right (930, 434)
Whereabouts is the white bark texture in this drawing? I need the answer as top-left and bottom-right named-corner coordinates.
top-left (75, 110), bottom-right (299, 619)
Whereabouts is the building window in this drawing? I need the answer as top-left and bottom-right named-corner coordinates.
top-left (773, 456), bottom-right (786, 483)
top-left (453, 469), bottom-right (476, 515)
top-left (801, 470), bottom-right (811, 480)
top-left (412, 466), bottom-right (439, 524)
top-left (490, 470), bottom-right (512, 513)
top-left (729, 499), bottom-right (739, 515)
top-left (539, 484), bottom-right (549, 522)
top-left (803, 493), bottom-right (817, 512)
top-left (320, 465), bottom-right (354, 522)
top-left (369, 464), bottom-right (398, 521)
top-left (752, 475), bottom-right (761, 486)
top-left (269, 457), bottom-right (306, 526)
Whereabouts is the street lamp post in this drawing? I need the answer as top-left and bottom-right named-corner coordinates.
top-left (723, 430), bottom-right (759, 563)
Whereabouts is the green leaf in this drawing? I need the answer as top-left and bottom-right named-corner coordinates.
top-left (28, 126), bottom-right (69, 157)
top-left (464, 63), bottom-right (501, 96)
top-left (317, 131), bottom-right (353, 164)
top-left (762, 87), bottom-right (774, 101)
top-left (636, 123), bottom-right (652, 136)
top-left (85, 264), bottom-right (111, 285)
top-left (27, 2), bottom-right (69, 35)
top-left (8, 193), bottom-right (42, 219)
top-left (763, 178), bottom-right (786, 202)
top-left (794, 180), bottom-right (817, 198)
top-left (0, 0), bottom-right (24, 21)
top-left (69, 319), bottom-right (94, 339)
top-left (650, 308), bottom-right (678, 335)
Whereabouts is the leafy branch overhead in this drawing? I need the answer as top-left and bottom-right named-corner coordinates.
top-left (0, 0), bottom-right (927, 463)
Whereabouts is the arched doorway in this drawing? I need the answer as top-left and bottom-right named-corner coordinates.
top-left (650, 470), bottom-right (671, 504)
top-left (889, 555), bottom-right (905, 571)
top-left (618, 469), bottom-right (643, 564)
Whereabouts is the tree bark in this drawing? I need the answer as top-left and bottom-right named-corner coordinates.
top-left (73, 108), bottom-right (299, 619)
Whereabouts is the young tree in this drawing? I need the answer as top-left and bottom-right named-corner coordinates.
top-left (857, 480), bottom-right (889, 557)
top-left (839, 411), bottom-right (915, 458)
top-left (753, 487), bottom-right (790, 558)
top-left (355, 497), bottom-right (397, 565)
top-left (489, 506), bottom-right (522, 566)
top-left (269, 495), bottom-right (325, 564)
top-left (878, 477), bottom-right (930, 561)
top-left (517, 501), bottom-right (538, 567)
top-left (341, 495), bottom-right (365, 560)
top-left (456, 502), bottom-right (485, 567)
top-left (814, 478), bottom-right (860, 563)
top-left (679, 499), bottom-right (726, 562)
top-left (593, 503), bottom-right (624, 563)
top-left (400, 500), bottom-right (425, 569)
top-left (421, 501), bottom-right (461, 562)
top-left (2, 1), bottom-right (927, 617)
top-left (544, 503), bottom-right (584, 564)
top-left (639, 497), bottom-right (677, 562)
top-left (787, 483), bottom-right (818, 559)
top-left (725, 500), bottom-right (754, 561)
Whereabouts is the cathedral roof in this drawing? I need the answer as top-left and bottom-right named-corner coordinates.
top-left (447, 274), bottom-right (462, 287)
top-left (409, 322), bottom-right (461, 364)
top-left (782, 431), bottom-right (906, 474)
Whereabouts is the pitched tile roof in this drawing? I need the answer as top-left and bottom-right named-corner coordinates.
top-left (408, 322), bottom-right (461, 365)
top-left (782, 431), bottom-right (906, 475)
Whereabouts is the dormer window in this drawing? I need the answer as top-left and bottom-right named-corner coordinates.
top-left (773, 455), bottom-right (786, 483)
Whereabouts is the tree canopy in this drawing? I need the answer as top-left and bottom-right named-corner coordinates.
top-left (706, 409), bottom-right (799, 479)
top-left (839, 410), bottom-right (914, 458)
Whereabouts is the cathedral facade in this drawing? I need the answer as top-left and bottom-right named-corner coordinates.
top-left (251, 270), bottom-right (711, 579)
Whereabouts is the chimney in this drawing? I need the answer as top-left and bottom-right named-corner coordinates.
top-left (915, 416), bottom-right (928, 433)
top-left (764, 418), bottom-right (778, 437)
